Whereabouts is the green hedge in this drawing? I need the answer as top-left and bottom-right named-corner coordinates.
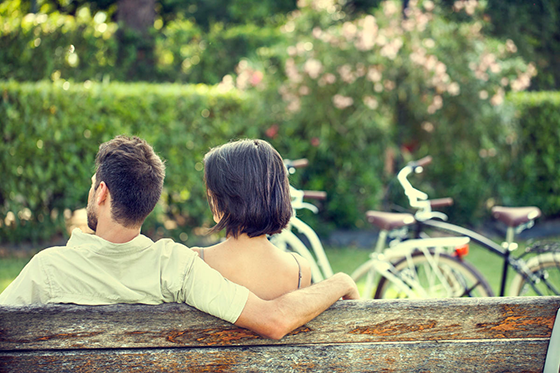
top-left (1, 82), bottom-right (559, 245)
top-left (497, 91), bottom-right (560, 216)
top-left (412, 91), bottom-right (560, 223)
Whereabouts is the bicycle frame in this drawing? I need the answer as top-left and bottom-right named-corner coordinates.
top-left (288, 216), bottom-right (334, 280)
top-left (390, 155), bottom-right (558, 296)
top-left (418, 219), bottom-right (548, 296)
top-left (271, 180), bottom-right (334, 283)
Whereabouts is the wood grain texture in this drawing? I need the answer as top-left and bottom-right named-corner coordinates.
top-left (1, 296), bottom-right (559, 350)
top-left (0, 340), bottom-right (550, 373)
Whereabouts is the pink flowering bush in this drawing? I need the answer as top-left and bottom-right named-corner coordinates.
top-left (247, 0), bottom-right (536, 226)
top-left (280, 1), bottom-right (533, 131)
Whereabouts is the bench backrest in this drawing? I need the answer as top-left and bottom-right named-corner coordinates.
top-left (1, 296), bottom-right (559, 372)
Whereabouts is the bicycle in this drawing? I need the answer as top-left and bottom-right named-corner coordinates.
top-left (270, 159), bottom-right (494, 299)
top-left (269, 158), bottom-right (334, 283)
top-left (393, 155), bottom-right (560, 297)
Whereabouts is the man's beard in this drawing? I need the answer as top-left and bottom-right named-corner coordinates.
top-left (86, 204), bottom-right (98, 232)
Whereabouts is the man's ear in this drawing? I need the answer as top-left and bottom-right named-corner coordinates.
top-left (96, 181), bottom-right (109, 205)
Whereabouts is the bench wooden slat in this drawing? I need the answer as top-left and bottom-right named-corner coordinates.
top-left (0, 340), bottom-right (550, 373)
top-left (1, 296), bottom-right (559, 350)
top-left (2, 296), bottom-right (559, 372)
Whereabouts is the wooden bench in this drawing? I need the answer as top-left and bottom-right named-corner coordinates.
top-left (1, 296), bottom-right (559, 372)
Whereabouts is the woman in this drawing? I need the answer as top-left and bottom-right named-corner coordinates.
top-left (193, 139), bottom-right (312, 299)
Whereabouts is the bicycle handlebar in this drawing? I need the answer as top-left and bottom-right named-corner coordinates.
top-left (285, 158), bottom-right (309, 170)
top-left (397, 155), bottom-right (451, 221)
top-left (303, 191), bottom-right (327, 200)
top-left (429, 198), bottom-right (454, 208)
top-left (285, 158), bottom-right (326, 211)
top-left (411, 155), bottom-right (432, 168)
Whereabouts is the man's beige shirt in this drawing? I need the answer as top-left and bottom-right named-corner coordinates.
top-left (0, 229), bottom-right (249, 324)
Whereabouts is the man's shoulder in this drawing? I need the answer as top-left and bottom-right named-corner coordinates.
top-left (34, 244), bottom-right (71, 258)
top-left (151, 238), bottom-right (196, 256)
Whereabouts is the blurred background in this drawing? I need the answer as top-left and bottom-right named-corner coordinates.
top-left (1, 0), bottom-right (559, 291)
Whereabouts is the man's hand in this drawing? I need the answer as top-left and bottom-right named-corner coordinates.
top-left (337, 273), bottom-right (360, 300)
top-left (235, 272), bottom-right (359, 339)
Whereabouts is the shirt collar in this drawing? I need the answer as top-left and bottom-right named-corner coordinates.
top-left (67, 228), bottom-right (154, 255)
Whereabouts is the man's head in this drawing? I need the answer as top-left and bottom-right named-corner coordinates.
top-left (203, 139), bottom-right (292, 238)
top-left (87, 136), bottom-right (165, 231)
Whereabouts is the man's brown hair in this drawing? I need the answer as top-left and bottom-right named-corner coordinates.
top-left (94, 135), bottom-right (165, 227)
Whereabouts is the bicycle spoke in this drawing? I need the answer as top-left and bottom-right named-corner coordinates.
top-left (374, 250), bottom-right (493, 299)
top-left (459, 280), bottom-right (483, 297)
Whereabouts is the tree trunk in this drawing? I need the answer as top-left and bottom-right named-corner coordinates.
top-left (116, 0), bottom-right (157, 80)
top-left (117, 0), bottom-right (156, 34)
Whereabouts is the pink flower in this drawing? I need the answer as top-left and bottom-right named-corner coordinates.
top-left (342, 22), bottom-right (357, 40)
top-left (337, 64), bottom-right (356, 83)
top-left (304, 59), bottom-right (323, 79)
top-left (311, 137), bottom-right (320, 147)
top-left (250, 71), bottom-right (264, 86)
top-left (266, 124), bottom-right (279, 138)
top-left (333, 94), bottom-right (354, 109)
top-left (363, 96), bottom-right (378, 109)
top-left (299, 86), bottom-right (311, 95)
top-left (506, 39), bottom-right (517, 53)
top-left (367, 66), bottom-right (382, 82)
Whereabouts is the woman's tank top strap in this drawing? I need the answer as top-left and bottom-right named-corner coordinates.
top-left (290, 253), bottom-right (303, 289)
top-left (199, 248), bottom-right (205, 262)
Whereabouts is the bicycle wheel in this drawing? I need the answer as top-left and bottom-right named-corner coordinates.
top-left (374, 250), bottom-right (494, 299)
top-left (509, 252), bottom-right (560, 296)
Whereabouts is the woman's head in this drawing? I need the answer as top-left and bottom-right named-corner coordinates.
top-left (204, 139), bottom-right (292, 238)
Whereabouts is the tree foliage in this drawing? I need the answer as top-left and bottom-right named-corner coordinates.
top-left (219, 0), bottom-right (536, 224)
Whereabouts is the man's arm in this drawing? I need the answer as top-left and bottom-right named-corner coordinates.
top-left (0, 255), bottom-right (49, 305)
top-left (234, 272), bottom-right (359, 340)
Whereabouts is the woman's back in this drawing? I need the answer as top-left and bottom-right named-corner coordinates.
top-left (199, 138), bottom-right (312, 299)
top-left (193, 235), bottom-right (312, 300)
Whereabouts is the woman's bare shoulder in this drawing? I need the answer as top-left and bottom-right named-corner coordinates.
top-left (290, 252), bottom-right (312, 288)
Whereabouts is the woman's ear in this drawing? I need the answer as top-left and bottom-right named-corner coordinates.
top-left (207, 191), bottom-right (223, 224)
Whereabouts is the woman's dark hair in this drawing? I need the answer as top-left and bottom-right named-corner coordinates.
top-left (204, 139), bottom-right (292, 238)
top-left (95, 135), bottom-right (166, 228)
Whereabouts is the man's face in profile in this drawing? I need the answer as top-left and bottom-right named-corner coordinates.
top-left (86, 174), bottom-right (98, 232)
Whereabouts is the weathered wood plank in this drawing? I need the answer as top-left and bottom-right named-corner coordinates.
top-left (0, 339), bottom-right (550, 373)
top-left (1, 297), bottom-right (559, 350)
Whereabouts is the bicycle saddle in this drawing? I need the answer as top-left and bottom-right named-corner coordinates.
top-left (491, 206), bottom-right (542, 227)
top-left (366, 211), bottom-right (416, 231)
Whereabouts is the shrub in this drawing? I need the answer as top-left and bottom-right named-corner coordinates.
top-left (0, 9), bottom-right (122, 82)
top-left (483, 0), bottom-right (560, 91)
top-left (0, 8), bottom-right (283, 85)
top-left (235, 0), bottom-right (535, 226)
top-left (156, 21), bottom-right (283, 84)
top-left (497, 92), bottom-right (560, 217)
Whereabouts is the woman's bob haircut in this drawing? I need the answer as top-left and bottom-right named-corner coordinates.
top-left (203, 139), bottom-right (292, 238)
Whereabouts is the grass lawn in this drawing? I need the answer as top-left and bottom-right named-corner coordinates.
top-left (0, 238), bottom-right (555, 297)
top-left (0, 256), bottom-right (32, 293)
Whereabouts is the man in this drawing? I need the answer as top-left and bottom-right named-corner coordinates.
top-left (0, 135), bottom-right (359, 340)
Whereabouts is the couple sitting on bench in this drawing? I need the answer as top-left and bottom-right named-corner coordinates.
top-left (0, 135), bottom-right (359, 340)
